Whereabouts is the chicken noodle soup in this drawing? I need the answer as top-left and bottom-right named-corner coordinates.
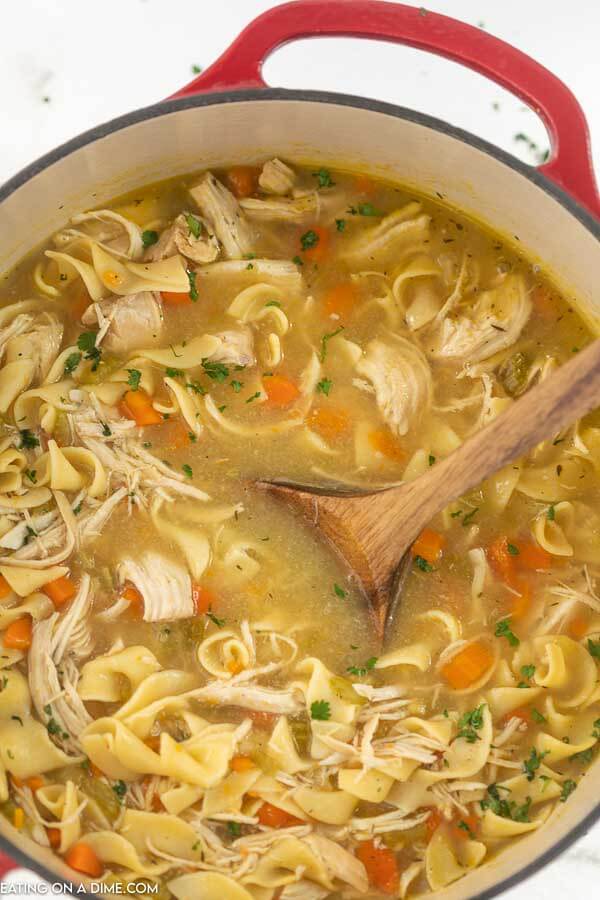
top-left (0, 159), bottom-right (597, 897)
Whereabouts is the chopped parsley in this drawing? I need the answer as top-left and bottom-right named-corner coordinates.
top-left (165, 367), bottom-right (184, 378)
top-left (77, 331), bottom-right (101, 370)
top-left (191, 64), bottom-right (203, 74)
top-left (523, 747), bottom-right (548, 781)
top-left (227, 821), bottom-right (242, 837)
top-left (187, 270), bottom-right (199, 301)
top-left (347, 657), bottom-right (378, 677)
top-left (186, 213), bottom-right (202, 239)
top-left (63, 351), bottom-right (82, 377)
top-left (206, 609), bottom-right (225, 628)
top-left (335, 218), bottom-right (346, 232)
top-left (507, 542), bottom-right (520, 556)
top-left (560, 779), bottom-right (577, 802)
top-left (310, 700), bottom-right (331, 721)
top-left (141, 229), bottom-right (159, 248)
top-left (461, 507), bottom-right (479, 526)
top-left (19, 429), bottom-right (39, 449)
top-left (457, 819), bottom-right (475, 838)
top-left (126, 368), bottom-right (142, 391)
top-left (531, 708), bottom-right (547, 724)
top-left (457, 705), bottom-right (485, 743)
top-left (495, 618), bottom-right (520, 647)
top-left (547, 505), bottom-right (556, 521)
top-left (481, 784), bottom-right (531, 822)
top-left (316, 377), bottom-right (332, 396)
top-left (319, 326), bottom-right (344, 362)
top-left (245, 391), bottom-right (262, 404)
top-left (187, 380), bottom-right (207, 395)
top-left (265, 300), bottom-right (281, 308)
top-left (521, 664), bottom-right (536, 680)
top-left (428, 454), bottom-right (436, 466)
top-left (24, 469), bottom-right (37, 484)
top-left (587, 638), bottom-right (600, 659)
top-left (414, 555), bottom-right (434, 573)
top-left (300, 229), bottom-right (319, 251)
top-left (334, 583), bottom-right (347, 599)
top-left (182, 464), bottom-right (193, 478)
top-left (312, 168), bottom-right (335, 188)
top-left (348, 202), bottom-right (383, 217)
top-left (292, 255), bottom-right (304, 266)
top-left (230, 380), bottom-right (243, 393)
top-left (202, 360), bottom-right (229, 382)
top-left (112, 780), bottom-right (127, 801)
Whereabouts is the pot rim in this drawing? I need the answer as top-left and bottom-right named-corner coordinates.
top-left (0, 86), bottom-right (599, 898)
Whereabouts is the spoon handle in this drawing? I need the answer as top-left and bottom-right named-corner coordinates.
top-left (402, 337), bottom-right (600, 528)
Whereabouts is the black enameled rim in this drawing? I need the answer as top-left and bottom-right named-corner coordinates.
top-left (0, 87), bottom-right (599, 898)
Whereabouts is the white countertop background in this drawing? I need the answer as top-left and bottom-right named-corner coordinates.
top-left (1, 0), bottom-right (599, 896)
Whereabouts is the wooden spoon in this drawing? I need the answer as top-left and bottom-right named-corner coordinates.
top-left (263, 338), bottom-right (600, 640)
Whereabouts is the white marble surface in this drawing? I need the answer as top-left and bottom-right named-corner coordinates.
top-left (1, 0), bottom-right (599, 897)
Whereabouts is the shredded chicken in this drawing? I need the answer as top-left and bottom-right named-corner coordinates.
top-left (189, 173), bottom-right (254, 259)
top-left (145, 212), bottom-right (220, 265)
top-left (429, 273), bottom-right (532, 363)
top-left (355, 334), bottom-right (433, 436)
top-left (118, 552), bottom-right (193, 622)
top-left (210, 328), bottom-right (255, 367)
top-left (258, 158), bottom-right (297, 195)
top-left (28, 575), bottom-right (94, 750)
top-left (82, 292), bottom-right (163, 353)
top-left (5, 313), bottom-right (63, 381)
top-left (240, 194), bottom-right (318, 224)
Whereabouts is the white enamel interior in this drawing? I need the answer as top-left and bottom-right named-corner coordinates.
top-left (0, 95), bottom-right (599, 896)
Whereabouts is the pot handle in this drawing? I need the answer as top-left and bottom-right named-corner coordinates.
top-left (171, 0), bottom-right (600, 219)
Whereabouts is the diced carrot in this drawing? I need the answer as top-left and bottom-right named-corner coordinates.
top-left (517, 541), bottom-right (553, 571)
top-left (161, 290), bottom-right (192, 306)
top-left (502, 707), bottom-right (532, 727)
top-left (3, 617), bottom-right (32, 651)
top-left (247, 709), bottom-right (278, 730)
top-left (13, 808), bottom-right (24, 830)
top-left (411, 528), bottom-right (446, 564)
top-left (354, 173), bottom-right (375, 194)
top-left (452, 813), bottom-right (479, 840)
top-left (568, 612), bottom-right (589, 639)
top-left (65, 842), bottom-right (104, 878)
top-left (441, 641), bottom-right (494, 690)
top-left (164, 418), bottom-right (193, 450)
top-left (425, 807), bottom-right (445, 839)
top-left (531, 285), bottom-right (557, 320)
top-left (122, 585), bottom-right (144, 608)
top-left (88, 762), bottom-right (104, 778)
top-left (257, 802), bottom-right (303, 828)
top-left (120, 389), bottom-right (163, 427)
top-left (322, 282), bottom-right (358, 320)
top-left (368, 428), bottom-right (404, 463)
top-left (47, 827), bottom-right (61, 849)
top-left (307, 407), bottom-right (351, 442)
top-left (264, 375), bottom-right (300, 408)
top-left (487, 536), bottom-right (518, 586)
top-left (192, 585), bottom-right (217, 615)
top-left (225, 166), bottom-right (260, 199)
top-left (43, 575), bottom-right (76, 608)
top-left (72, 289), bottom-right (91, 320)
top-left (230, 755), bottom-right (256, 773)
top-left (355, 839), bottom-right (399, 895)
top-left (510, 580), bottom-right (532, 621)
top-left (302, 225), bottom-right (331, 263)
top-left (0, 575), bottom-right (12, 599)
top-left (26, 776), bottom-right (44, 793)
